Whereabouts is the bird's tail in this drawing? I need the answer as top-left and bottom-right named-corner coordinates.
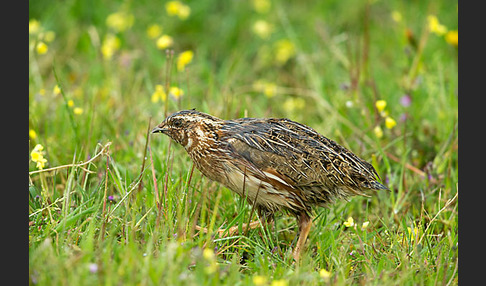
top-left (368, 181), bottom-right (389, 191)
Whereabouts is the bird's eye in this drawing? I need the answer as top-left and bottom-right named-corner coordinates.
top-left (172, 119), bottom-right (183, 128)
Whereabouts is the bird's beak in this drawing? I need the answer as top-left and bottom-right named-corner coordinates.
top-left (151, 123), bottom-right (168, 134)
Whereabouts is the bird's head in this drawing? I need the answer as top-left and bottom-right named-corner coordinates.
top-left (151, 109), bottom-right (224, 149)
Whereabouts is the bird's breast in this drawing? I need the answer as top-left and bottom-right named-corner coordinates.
top-left (186, 138), bottom-right (228, 183)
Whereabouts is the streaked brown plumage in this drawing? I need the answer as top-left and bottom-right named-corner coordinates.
top-left (152, 109), bottom-right (387, 261)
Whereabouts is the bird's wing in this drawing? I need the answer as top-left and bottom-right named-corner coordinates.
top-left (221, 118), bottom-right (387, 191)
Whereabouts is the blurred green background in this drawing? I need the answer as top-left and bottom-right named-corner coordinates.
top-left (29, 0), bottom-right (457, 285)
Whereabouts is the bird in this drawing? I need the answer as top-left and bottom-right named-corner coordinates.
top-left (151, 109), bottom-right (388, 261)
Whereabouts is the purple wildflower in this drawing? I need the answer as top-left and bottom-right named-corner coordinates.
top-left (88, 263), bottom-right (98, 273)
top-left (400, 95), bottom-right (412, 107)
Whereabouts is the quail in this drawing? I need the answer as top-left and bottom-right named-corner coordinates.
top-left (151, 109), bottom-right (388, 261)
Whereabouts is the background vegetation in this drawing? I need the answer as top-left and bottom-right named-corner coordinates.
top-left (29, 0), bottom-right (458, 285)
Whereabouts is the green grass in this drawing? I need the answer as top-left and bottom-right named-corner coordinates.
top-left (29, 0), bottom-right (458, 285)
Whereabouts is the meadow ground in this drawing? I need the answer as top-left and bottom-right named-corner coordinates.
top-left (29, 0), bottom-right (458, 285)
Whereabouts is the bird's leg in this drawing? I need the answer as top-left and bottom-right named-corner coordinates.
top-left (292, 212), bottom-right (312, 262)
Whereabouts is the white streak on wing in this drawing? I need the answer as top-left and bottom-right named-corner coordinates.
top-left (263, 171), bottom-right (291, 187)
top-left (262, 138), bottom-right (286, 149)
top-left (274, 124), bottom-right (299, 136)
top-left (223, 163), bottom-right (290, 210)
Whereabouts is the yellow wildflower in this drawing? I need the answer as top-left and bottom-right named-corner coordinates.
top-left (33, 144), bottom-right (43, 152)
top-left (169, 86), bottom-right (184, 99)
top-left (31, 151), bottom-right (42, 162)
top-left (202, 248), bottom-right (217, 274)
top-left (274, 39), bottom-right (296, 65)
top-left (156, 35), bottom-right (174, 50)
top-left (177, 4), bottom-right (191, 20)
top-left (165, 1), bottom-right (180, 15)
top-left (252, 20), bottom-right (273, 39)
top-left (73, 107), bottom-right (84, 115)
top-left (253, 275), bottom-right (267, 286)
top-left (427, 15), bottom-right (447, 36)
top-left (385, 116), bottom-right (397, 129)
top-left (203, 248), bottom-right (214, 260)
top-left (375, 100), bottom-right (387, 113)
top-left (253, 80), bottom-right (278, 98)
top-left (445, 30), bottom-right (458, 47)
top-left (165, 1), bottom-right (191, 20)
top-left (53, 85), bottom-right (61, 95)
top-left (31, 144), bottom-right (48, 170)
top-left (101, 34), bottom-right (121, 60)
top-left (39, 89), bottom-right (46, 96)
top-left (362, 221), bottom-right (370, 229)
top-left (343, 216), bottom-right (355, 227)
top-left (391, 11), bottom-right (402, 23)
top-left (283, 98), bottom-right (305, 113)
top-left (263, 83), bottom-right (277, 98)
top-left (36, 42), bottom-right (48, 55)
top-left (67, 99), bottom-right (74, 107)
top-left (407, 226), bottom-right (419, 242)
top-left (29, 129), bottom-right (37, 140)
top-left (319, 268), bottom-right (331, 280)
top-left (147, 24), bottom-right (162, 39)
top-left (44, 31), bottom-right (56, 42)
top-left (29, 19), bottom-right (40, 34)
top-left (252, 0), bottom-right (271, 14)
top-left (373, 126), bottom-right (383, 138)
top-left (106, 11), bottom-right (134, 32)
top-left (177, 50), bottom-right (194, 71)
top-left (151, 85), bottom-right (167, 103)
top-left (271, 279), bottom-right (288, 286)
